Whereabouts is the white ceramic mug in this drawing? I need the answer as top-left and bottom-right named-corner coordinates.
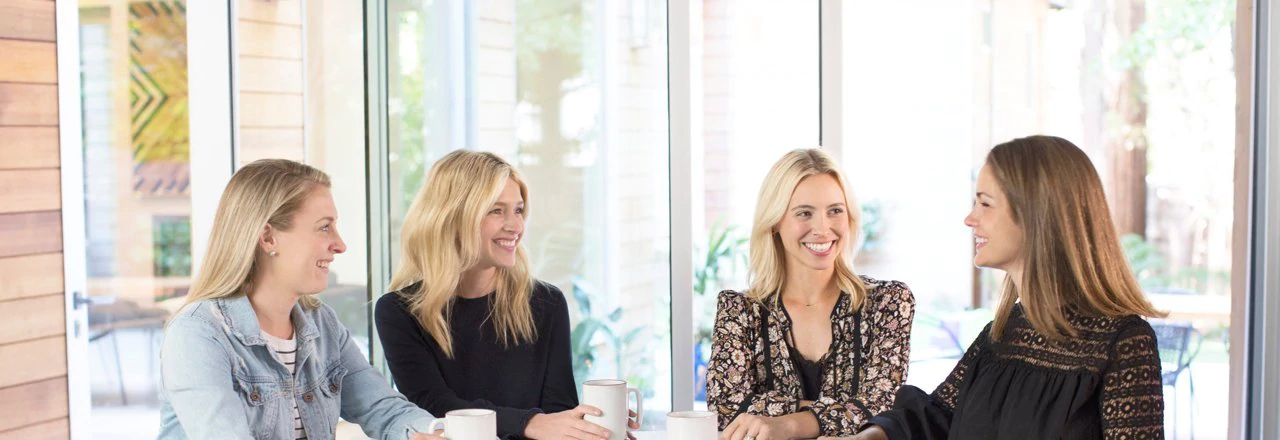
top-left (666, 410), bottom-right (717, 440)
top-left (425, 408), bottom-right (497, 440)
top-left (581, 379), bottom-right (643, 440)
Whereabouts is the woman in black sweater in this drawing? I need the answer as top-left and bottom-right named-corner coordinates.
top-left (376, 151), bottom-right (625, 440)
top-left (823, 136), bottom-right (1166, 440)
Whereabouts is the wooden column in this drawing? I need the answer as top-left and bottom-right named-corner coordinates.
top-left (0, 0), bottom-right (71, 438)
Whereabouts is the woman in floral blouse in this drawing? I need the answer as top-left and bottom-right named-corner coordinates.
top-left (706, 148), bottom-right (916, 440)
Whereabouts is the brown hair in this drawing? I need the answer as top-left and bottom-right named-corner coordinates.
top-left (986, 135), bottom-right (1165, 341)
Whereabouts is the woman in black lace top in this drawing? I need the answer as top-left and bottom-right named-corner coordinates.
top-left (825, 136), bottom-right (1166, 440)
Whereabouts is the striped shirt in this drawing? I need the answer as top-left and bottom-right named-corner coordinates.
top-left (262, 331), bottom-right (307, 440)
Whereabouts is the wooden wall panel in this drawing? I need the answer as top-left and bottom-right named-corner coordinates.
top-left (0, 83), bottom-right (58, 126)
top-left (0, 0), bottom-right (68, 437)
top-left (0, 378), bottom-right (69, 432)
top-left (0, 211), bottom-right (62, 258)
top-left (0, 1), bottom-right (56, 42)
top-left (0, 127), bottom-right (59, 169)
top-left (241, 127), bottom-right (304, 150)
top-left (238, 21), bottom-right (303, 59)
top-left (0, 294), bottom-right (65, 345)
top-left (0, 336), bottom-right (66, 389)
top-left (239, 93), bottom-right (304, 128)
top-left (0, 253), bottom-right (63, 302)
top-left (237, 0), bottom-right (303, 26)
top-left (238, 57), bottom-right (304, 94)
top-left (0, 418), bottom-right (69, 440)
top-left (0, 40), bottom-right (57, 84)
top-left (0, 169), bottom-right (61, 214)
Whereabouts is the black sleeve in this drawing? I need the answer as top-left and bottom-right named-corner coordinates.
top-left (864, 323), bottom-right (991, 440)
top-left (374, 291), bottom-right (541, 438)
top-left (536, 283), bottom-right (579, 413)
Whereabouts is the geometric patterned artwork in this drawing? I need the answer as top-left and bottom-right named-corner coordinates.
top-left (129, 0), bottom-right (190, 197)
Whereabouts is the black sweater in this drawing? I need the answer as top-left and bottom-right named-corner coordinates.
top-left (374, 281), bottom-right (578, 439)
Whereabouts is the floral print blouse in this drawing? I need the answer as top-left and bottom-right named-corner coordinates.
top-left (705, 276), bottom-right (915, 436)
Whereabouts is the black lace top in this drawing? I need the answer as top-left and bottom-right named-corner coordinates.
top-left (866, 304), bottom-right (1165, 439)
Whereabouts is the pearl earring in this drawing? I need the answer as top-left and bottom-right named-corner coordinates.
top-left (268, 250), bottom-right (278, 257)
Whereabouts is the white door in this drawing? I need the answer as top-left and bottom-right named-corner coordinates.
top-left (60, 1), bottom-right (233, 438)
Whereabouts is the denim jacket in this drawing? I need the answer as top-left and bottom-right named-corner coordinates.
top-left (157, 295), bottom-right (434, 439)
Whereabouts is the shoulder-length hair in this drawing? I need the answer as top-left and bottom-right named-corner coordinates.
top-left (746, 148), bottom-right (867, 309)
top-left (389, 150), bottom-right (535, 358)
top-left (182, 159), bottom-right (332, 311)
top-left (986, 135), bottom-right (1165, 341)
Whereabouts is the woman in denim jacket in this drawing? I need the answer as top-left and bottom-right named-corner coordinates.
top-left (157, 159), bottom-right (442, 440)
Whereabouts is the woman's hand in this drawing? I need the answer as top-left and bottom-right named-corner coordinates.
top-left (524, 405), bottom-right (613, 440)
top-left (624, 409), bottom-right (641, 440)
top-left (721, 413), bottom-right (799, 440)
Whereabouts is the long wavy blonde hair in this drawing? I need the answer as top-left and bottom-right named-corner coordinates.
top-left (389, 150), bottom-right (536, 358)
top-left (985, 136), bottom-right (1165, 341)
top-left (747, 148), bottom-right (867, 309)
top-left (181, 159), bottom-right (331, 311)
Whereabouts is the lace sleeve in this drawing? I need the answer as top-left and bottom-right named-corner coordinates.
top-left (930, 322), bottom-right (990, 412)
top-left (1100, 319), bottom-right (1165, 439)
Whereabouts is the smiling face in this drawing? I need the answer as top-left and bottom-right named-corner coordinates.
top-left (776, 173), bottom-right (851, 273)
top-left (473, 177), bottom-right (525, 271)
top-left (964, 165), bottom-right (1025, 274)
top-left (260, 187), bottom-right (347, 296)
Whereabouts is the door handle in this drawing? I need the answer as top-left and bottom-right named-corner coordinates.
top-left (72, 291), bottom-right (93, 310)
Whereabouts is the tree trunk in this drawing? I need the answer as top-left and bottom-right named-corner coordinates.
top-left (1108, 0), bottom-right (1149, 238)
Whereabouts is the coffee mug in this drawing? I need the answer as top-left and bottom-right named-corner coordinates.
top-left (425, 408), bottom-right (496, 440)
top-left (666, 410), bottom-right (717, 440)
top-left (581, 379), bottom-right (643, 440)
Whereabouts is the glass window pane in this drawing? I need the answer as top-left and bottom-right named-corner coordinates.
top-left (78, 2), bottom-right (192, 438)
top-left (233, 0), bottom-right (372, 355)
top-left (690, 0), bottom-right (820, 409)
top-left (387, 0), bottom-right (673, 428)
top-left (844, 1), bottom-right (1237, 437)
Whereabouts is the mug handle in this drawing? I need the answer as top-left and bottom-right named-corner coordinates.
top-left (426, 418), bottom-right (447, 436)
top-left (626, 387), bottom-right (643, 428)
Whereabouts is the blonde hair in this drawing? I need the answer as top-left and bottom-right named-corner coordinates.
top-left (747, 148), bottom-right (867, 309)
top-left (985, 136), bottom-right (1166, 341)
top-left (389, 150), bottom-right (536, 358)
top-left (182, 159), bottom-right (332, 311)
